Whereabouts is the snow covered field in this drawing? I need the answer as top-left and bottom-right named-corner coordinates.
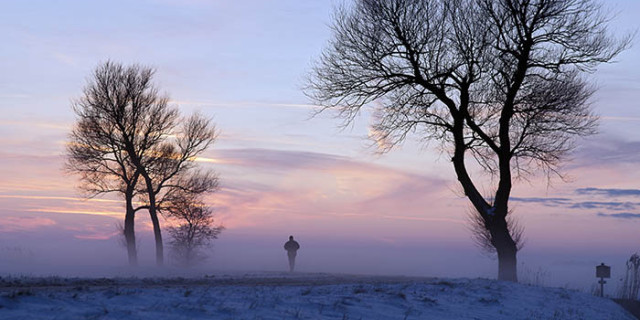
top-left (0, 273), bottom-right (633, 320)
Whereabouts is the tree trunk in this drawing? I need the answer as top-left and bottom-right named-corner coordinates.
top-left (491, 222), bottom-right (518, 282)
top-left (143, 176), bottom-right (164, 266)
top-left (124, 193), bottom-right (137, 266)
top-left (121, 138), bottom-right (165, 266)
top-left (451, 108), bottom-right (520, 281)
top-left (149, 208), bottom-right (164, 266)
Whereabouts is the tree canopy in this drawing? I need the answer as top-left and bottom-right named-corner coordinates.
top-left (307, 0), bottom-right (629, 281)
top-left (67, 61), bottom-right (219, 266)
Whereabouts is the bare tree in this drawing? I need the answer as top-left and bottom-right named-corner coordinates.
top-left (620, 254), bottom-right (640, 300)
top-left (164, 189), bottom-right (224, 267)
top-left (67, 99), bottom-right (144, 266)
top-left (69, 61), bottom-right (218, 266)
top-left (133, 112), bottom-right (218, 266)
top-left (307, 0), bottom-right (629, 281)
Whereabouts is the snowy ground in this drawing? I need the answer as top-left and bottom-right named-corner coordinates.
top-left (0, 272), bottom-right (633, 320)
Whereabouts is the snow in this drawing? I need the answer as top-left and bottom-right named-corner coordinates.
top-left (0, 273), bottom-right (633, 320)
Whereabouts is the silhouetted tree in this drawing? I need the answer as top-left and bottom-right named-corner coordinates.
top-left (67, 100), bottom-right (143, 266)
top-left (307, 0), bottom-right (629, 281)
top-left (620, 254), bottom-right (640, 300)
top-left (133, 112), bottom-right (218, 266)
top-left (165, 190), bottom-right (224, 267)
top-left (69, 61), bottom-right (218, 266)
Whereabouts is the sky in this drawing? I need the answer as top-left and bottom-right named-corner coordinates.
top-left (0, 0), bottom-right (639, 292)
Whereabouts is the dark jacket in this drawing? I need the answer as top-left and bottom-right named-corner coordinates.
top-left (284, 240), bottom-right (300, 252)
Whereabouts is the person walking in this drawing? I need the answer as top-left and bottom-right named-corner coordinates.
top-left (284, 235), bottom-right (300, 272)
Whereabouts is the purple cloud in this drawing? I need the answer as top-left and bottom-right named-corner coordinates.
top-left (571, 135), bottom-right (640, 168)
top-left (597, 212), bottom-right (640, 219)
top-left (510, 197), bottom-right (572, 207)
top-left (211, 148), bottom-right (352, 171)
top-left (575, 188), bottom-right (640, 197)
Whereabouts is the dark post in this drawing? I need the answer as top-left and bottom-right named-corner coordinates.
top-left (596, 263), bottom-right (611, 297)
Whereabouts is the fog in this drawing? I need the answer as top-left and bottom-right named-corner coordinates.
top-left (1, 222), bottom-right (635, 298)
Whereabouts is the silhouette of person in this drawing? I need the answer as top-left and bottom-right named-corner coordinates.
top-left (284, 235), bottom-right (300, 272)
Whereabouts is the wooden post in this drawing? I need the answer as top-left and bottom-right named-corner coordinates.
top-left (596, 263), bottom-right (611, 297)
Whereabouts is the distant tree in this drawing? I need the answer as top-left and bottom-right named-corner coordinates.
top-left (165, 190), bottom-right (224, 267)
top-left (307, 0), bottom-right (629, 281)
top-left (69, 61), bottom-right (218, 266)
top-left (620, 254), bottom-right (640, 300)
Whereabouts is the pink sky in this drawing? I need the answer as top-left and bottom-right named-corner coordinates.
top-left (1, 0), bottom-right (639, 291)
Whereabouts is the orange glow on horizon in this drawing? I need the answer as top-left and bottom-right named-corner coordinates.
top-left (0, 216), bottom-right (57, 232)
top-left (25, 208), bottom-right (123, 218)
top-left (0, 194), bottom-right (120, 203)
top-left (194, 156), bottom-right (227, 164)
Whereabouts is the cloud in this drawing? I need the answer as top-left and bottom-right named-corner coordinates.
top-left (170, 100), bottom-right (320, 110)
top-left (510, 197), bottom-right (572, 207)
top-left (575, 187), bottom-right (640, 197)
top-left (596, 212), bottom-right (640, 219)
top-left (0, 119), bottom-right (70, 131)
top-left (198, 148), bottom-right (458, 233)
top-left (510, 187), bottom-right (640, 212)
top-left (378, 214), bottom-right (466, 225)
top-left (367, 126), bottom-right (393, 152)
top-left (25, 208), bottom-right (123, 218)
top-left (571, 136), bottom-right (640, 168)
top-left (0, 216), bottom-right (57, 232)
top-left (0, 194), bottom-right (120, 204)
top-left (570, 201), bottom-right (640, 211)
top-left (209, 148), bottom-right (353, 171)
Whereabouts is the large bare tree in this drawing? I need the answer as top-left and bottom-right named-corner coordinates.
top-left (66, 111), bottom-right (143, 266)
top-left (307, 0), bottom-right (629, 281)
top-left (68, 61), bottom-right (217, 266)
